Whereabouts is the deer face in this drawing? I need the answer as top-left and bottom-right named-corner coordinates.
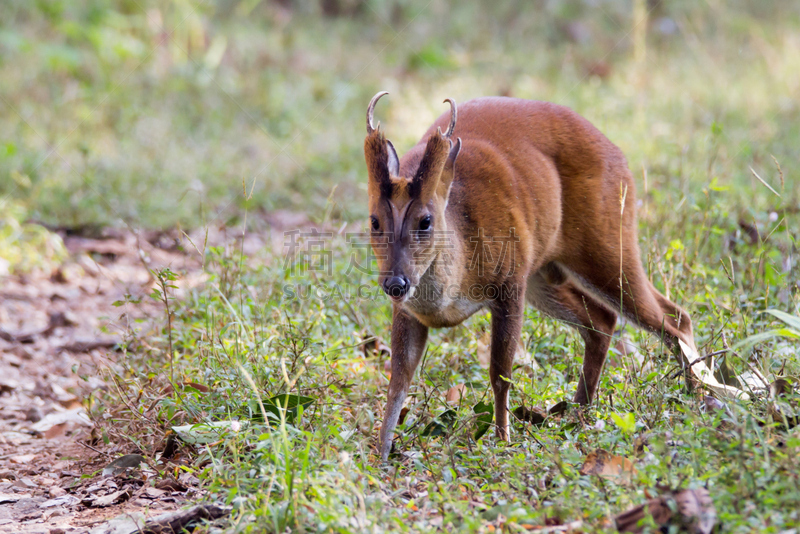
top-left (364, 93), bottom-right (461, 303)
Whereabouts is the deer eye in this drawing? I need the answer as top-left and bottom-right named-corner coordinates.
top-left (419, 215), bottom-right (432, 231)
top-left (370, 216), bottom-right (380, 231)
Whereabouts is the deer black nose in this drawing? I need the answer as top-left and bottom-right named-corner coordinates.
top-left (383, 276), bottom-right (409, 299)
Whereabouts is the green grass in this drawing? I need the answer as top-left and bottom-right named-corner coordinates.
top-left (2, 0), bottom-right (800, 532)
top-left (100, 223), bottom-right (799, 532)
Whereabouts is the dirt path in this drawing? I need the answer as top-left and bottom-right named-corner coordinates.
top-left (0, 229), bottom-right (209, 533)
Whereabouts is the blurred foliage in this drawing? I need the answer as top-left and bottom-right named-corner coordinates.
top-left (0, 0), bottom-right (798, 231)
top-left (0, 199), bottom-right (66, 275)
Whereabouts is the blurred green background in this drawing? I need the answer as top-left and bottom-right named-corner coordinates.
top-left (0, 0), bottom-right (797, 232)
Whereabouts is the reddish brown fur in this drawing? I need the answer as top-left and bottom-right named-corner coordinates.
top-left (364, 96), bottom-right (697, 461)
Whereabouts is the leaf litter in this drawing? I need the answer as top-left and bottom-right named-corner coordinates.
top-left (0, 226), bottom-right (241, 532)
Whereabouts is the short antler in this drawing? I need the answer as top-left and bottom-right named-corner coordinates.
top-left (443, 98), bottom-right (457, 137)
top-left (367, 91), bottom-right (389, 134)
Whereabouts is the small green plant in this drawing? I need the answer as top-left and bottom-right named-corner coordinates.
top-left (151, 267), bottom-right (179, 384)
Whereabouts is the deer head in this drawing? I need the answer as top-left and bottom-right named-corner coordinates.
top-left (364, 92), bottom-right (462, 302)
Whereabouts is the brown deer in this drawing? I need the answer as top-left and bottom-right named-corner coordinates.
top-left (364, 92), bottom-right (697, 461)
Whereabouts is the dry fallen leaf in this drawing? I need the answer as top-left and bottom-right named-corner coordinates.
top-left (90, 488), bottom-right (131, 508)
top-left (155, 478), bottom-right (188, 492)
top-left (548, 401), bottom-right (568, 416)
top-left (50, 383), bottom-right (81, 408)
top-left (768, 378), bottom-right (798, 427)
top-left (770, 378), bottom-right (793, 398)
top-left (102, 454), bottom-right (147, 476)
top-left (138, 504), bottom-right (230, 533)
top-left (0, 493), bottom-right (30, 504)
top-left (144, 487), bottom-right (167, 499)
top-left (43, 423), bottom-right (67, 439)
top-left (184, 381), bottom-right (211, 393)
top-left (362, 333), bottom-right (391, 359)
top-left (633, 433), bottom-right (652, 456)
top-left (70, 237), bottom-right (130, 257)
top-left (615, 488), bottom-right (716, 533)
top-left (521, 519), bottom-right (584, 532)
top-left (737, 370), bottom-right (769, 392)
top-left (30, 408), bottom-right (92, 435)
top-left (703, 395), bottom-right (727, 413)
top-left (361, 333), bottom-right (392, 372)
top-left (513, 406), bottom-right (547, 426)
top-left (579, 449), bottom-right (637, 485)
top-left (445, 384), bottom-right (467, 405)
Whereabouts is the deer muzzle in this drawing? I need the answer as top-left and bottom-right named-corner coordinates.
top-left (382, 275), bottom-right (410, 301)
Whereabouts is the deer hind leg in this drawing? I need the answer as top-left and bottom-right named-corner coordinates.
top-left (648, 283), bottom-right (696, 353)
top-left (560, 249), bottom-right (697, 366)
top-left (527, 264), bottom-right (617, 405)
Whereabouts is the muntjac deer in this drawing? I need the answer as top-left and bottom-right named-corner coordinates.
top-left (364, 93), bottom-right (697, 461)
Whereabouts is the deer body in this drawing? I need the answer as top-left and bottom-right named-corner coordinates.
top-left (364, 95), bottom-right (697, 461)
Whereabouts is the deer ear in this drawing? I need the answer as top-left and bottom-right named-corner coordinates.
top-left (412, 129), bottom-right (451, 204)
top-left (365, 131), bottom-right (396, 199)
top-left (386, 140), bottom-right (399, 176)
top-left (437, 137), bottom-right (461, 198)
